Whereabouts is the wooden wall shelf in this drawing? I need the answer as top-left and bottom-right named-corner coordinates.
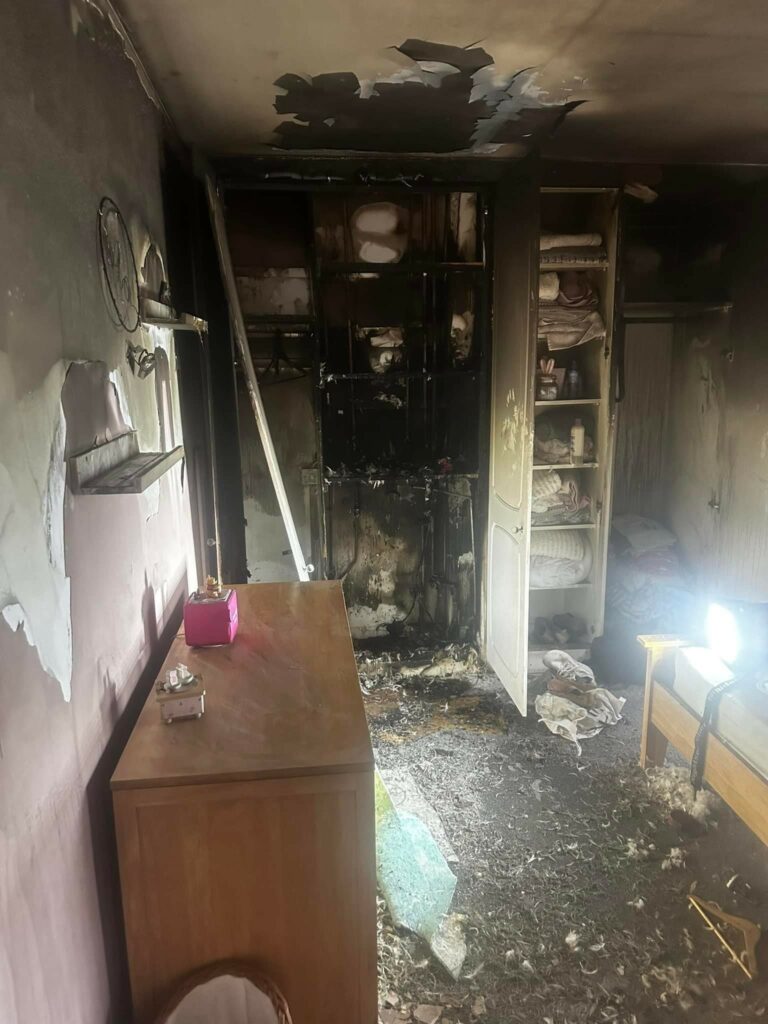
top-left (140, 297), bottom-right (208, 332)
top-left (69, 432), bottom-right (184, 494)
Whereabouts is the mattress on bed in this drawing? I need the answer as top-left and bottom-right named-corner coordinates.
top-left (667, 646), bottom-right (768, 781)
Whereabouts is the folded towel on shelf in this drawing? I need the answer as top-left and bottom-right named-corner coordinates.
top-left (540, 233), bottom-right (602, 250)
top-left (540, 247), bottom-right (608, 267)
top-left (538, 307), bottom-right (606, 351)
top-left (531, 470), bottom-right (593, 526)
top-left (539, 272), bottom-right (560, 301)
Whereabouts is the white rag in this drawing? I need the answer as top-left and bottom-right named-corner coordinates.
top-left (535, 689), bottom-right (626, 755)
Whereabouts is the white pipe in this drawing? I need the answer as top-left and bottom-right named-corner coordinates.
top-left (205, 175), bottom-right (311, 582)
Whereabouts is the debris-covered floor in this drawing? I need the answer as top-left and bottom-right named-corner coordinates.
top-left (358, 644), bottom-right (768, 1024)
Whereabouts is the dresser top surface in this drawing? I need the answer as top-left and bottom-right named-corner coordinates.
top-left (111, 581), bottom-right (373, 789)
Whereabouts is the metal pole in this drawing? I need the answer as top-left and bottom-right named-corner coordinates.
top-left (205, 174), bottom-right (312, 582)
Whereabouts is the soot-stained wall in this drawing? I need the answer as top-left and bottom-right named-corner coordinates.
top-left (0, 3), bottom-right (194, 1022)
top-left (613, 174), bottom-right (768, 603)
top-left (663, 188), bottom-right (768, 600)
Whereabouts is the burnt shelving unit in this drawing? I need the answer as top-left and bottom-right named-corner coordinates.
top-left (222, 181), bottom-right (492, 640)
top-left (310, 187), bottom-right (491, 638)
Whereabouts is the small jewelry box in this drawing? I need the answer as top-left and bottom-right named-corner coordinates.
top-left (184, 579), bottom-right (239, 647)
top-left (156, 665), bottom-right (205, 724)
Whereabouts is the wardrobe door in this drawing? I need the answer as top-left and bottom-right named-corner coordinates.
top-left (485, 168), bottom-right (539, 713)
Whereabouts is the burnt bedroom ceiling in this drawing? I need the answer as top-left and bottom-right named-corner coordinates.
top-left (273, 40), bottom-right (581, 154)
top-left (115, 0), bottom-right (768, 164)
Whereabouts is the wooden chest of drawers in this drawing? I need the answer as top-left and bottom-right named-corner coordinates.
top-left (112, 581), bottom-right (376, 1024)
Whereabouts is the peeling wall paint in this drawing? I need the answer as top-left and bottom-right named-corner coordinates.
top-left (0, 3), bottom-right (194, 1022)
top-left (0, 358), bottom-right (72, 698)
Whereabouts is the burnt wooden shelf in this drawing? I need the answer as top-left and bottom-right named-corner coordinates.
top-left (325, 470), bottom-right (479, 485)
top-left (322, 369), bottom-right (484, 382)
top-left (140, 297), bottom-right (207, 332)
top-left (318, 261), bottom-right (485, 276)
top-left (69, 432), bottom-right (184, 494)
top-left (534, 398), bottom-right (601, 408)
top-left (623, 301), bottom-right (733, 322)
top-left (244, 313), bottom-right (315, 324)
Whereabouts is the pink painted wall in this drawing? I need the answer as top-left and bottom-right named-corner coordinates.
top-left (0, 3), bottom-right (194, 1021)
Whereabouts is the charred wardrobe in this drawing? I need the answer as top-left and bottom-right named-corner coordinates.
top-left (215, 169), bottom-right (620, 710)
top-left (224, 180), bottom-right (491, 642)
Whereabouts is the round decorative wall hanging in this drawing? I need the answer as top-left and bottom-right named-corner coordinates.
top-left (98, 196), bottom-right (140, 332)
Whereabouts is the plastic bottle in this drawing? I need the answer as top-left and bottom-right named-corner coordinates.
top-left (570, 418), bottom-right (585, 465)
top-left (566, 360), bottom-right (582, 399)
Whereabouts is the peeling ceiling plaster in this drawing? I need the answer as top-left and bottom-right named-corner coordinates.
top-left (115, 0), bottom-right (768, 163)
top-left (273, 39), bottom-right (580, 153)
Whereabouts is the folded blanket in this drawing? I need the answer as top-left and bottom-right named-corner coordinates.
top-left (613, 514), bottom-right (677, 554)
top-left (530, 530), bottom-right (593, 588)
top-left (540, 247), bottom-right (608, 267)
top-left (606, 541), bottom-right (690, 629)
top-left (531, 470), bottom-right (593, 526)
top-left (541, 232), bottom-right (602, 250)
top-left (538, 307), bottom-right (606, 351)
top-left (532, 470), bottom-right (563, 500)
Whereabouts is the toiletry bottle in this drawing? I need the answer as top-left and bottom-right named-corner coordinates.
top-left (566, 360), bottom-right (582, 399)
top-left (570, 418), bottom-right (585, 465)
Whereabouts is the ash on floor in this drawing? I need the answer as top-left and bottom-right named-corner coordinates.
top-left (359, 645), bottom-right (768, 1024)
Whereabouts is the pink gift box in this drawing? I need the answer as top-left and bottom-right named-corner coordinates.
top-left (184, 588), bottom-right (239, 647)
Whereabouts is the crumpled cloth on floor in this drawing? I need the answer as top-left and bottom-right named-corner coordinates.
top-left (535, 688), bottom-right (626, 755)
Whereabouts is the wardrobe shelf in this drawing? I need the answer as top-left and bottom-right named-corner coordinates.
top-left (529, 582), bottom-right (593, 591)
top-left (532, 462), bottom-right (599, 471)
top-left (534, 399), bottom-right (601, 408)
top-left (539, 260), bottom-right (610, 271)
top-left (530, 523), bottom-right (596, 532)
